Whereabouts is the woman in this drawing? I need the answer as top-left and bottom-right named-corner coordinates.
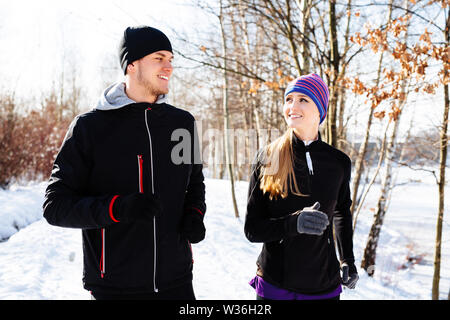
top-left (244, 73), bottom-right (358, 300)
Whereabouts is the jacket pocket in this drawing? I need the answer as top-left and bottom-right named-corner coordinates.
top-left (327, 227), bottom-right (341, 281)
top-left (98, 155), bottom-right (144, 279)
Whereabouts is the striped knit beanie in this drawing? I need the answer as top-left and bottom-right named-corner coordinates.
top-left (284, 73), bottom-right (329, 124)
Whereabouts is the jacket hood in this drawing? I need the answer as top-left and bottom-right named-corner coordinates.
top-left (94, 82), bottom-right (168, 111)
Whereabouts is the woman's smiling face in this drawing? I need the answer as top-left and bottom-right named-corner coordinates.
top-left (283, 92), bottom-right (320, 133)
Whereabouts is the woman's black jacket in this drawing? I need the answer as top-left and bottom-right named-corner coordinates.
top-left (244, 133), bottom-right (356, 295)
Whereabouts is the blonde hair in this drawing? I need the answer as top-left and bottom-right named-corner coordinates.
top-left (259, 128), bottom-right (307, 200)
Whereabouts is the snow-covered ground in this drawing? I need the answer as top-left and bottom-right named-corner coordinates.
top-left (0, 167), bottom-right (449, 300)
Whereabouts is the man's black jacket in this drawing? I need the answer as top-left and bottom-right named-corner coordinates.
top-left (43, 101), bottom-right (206, 294)
top-left (244, 133), bottom-right (355, 295)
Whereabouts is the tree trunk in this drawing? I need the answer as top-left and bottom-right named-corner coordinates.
top-left (326, 0), bottom-right (338, 147)
top-left (360, 1), bottom-right (409, 276)
top-left (361, 107), bottom-right (403, 276)
top-left (432, 8), bottom-right (449, 298)
top-left (350, 0), bottom-right (394, 217)
top-left (219, 0), bottom-right (240, 218)
top-left (295, 0), bottom-right (311, 74)
top-left (336, 0), bottom-right (353, 151)
top-left (285, 0), bottom-right (302, 75)
top-left (238, 0), bottom-right (262, 174)
top-left (358, 129), bottom-right (390, 275)
top-left (353, 121), bottom-right (390, 233)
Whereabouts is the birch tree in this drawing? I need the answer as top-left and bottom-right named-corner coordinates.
top-left (350, 0), bottom-right (394, 217)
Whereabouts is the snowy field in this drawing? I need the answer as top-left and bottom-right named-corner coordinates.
top-left (0, 167), bottom-right (449, 300)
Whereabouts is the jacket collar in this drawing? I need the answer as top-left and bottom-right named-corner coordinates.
top-left (292, 131), bottom-right (322, 152)
top-left (94, 82), bottom-right (168, 111)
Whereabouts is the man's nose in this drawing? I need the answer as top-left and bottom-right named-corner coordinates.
top-left (163, 61), bottom-right (173, 71)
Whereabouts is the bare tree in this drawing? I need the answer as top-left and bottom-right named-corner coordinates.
top-left (432, 2), bottom-right (449, 300)
top-left (0, 93), bottom-right (21, 188)
top-left (219, 0), bottom-right (240, 217)
top-left (350, 0), bottom-right (394, 218)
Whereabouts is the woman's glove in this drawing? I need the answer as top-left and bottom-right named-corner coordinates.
top-left (341, 263), bottom-right (359, 289)
top-left (295, 202), bottom-right (329, 235)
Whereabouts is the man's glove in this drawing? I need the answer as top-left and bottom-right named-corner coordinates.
top-left (341, 263), bottom-right (359, 289)
top-left (295, 202), bottom-right (329, 235)
top-left (180, 208), bottom-right (205, 244)
top-left (113, 193), bottom-right (163, 223)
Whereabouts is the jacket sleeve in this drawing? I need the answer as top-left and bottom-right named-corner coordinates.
top-left (43, 115), bottom-right (119, 229)
top-left (244, 152), bottom-right (297, 243)
top-left (183, 118), bottom-right (206, 217)
top-left (333, 156), bottom-right (356, 271)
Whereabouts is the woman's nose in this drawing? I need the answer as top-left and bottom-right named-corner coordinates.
top-left (291, 99), bottom-right (303, 111)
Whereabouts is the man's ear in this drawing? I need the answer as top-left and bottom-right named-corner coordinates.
top-left (127, 62), bottom-right (136, 74)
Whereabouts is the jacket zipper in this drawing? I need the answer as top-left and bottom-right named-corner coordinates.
top-left (304, 143), bottom-right (314, 175)
top-left (304, 144), bottom-right (313, 194)
top-left (144, 108), bottom-right (158, 293)
top-left (304, 145), bottom-right (331, 243)
top-left (100, 228), bottom-right (105, 278)
top-left (188, 240), bottom-right (194, 264)
top-left (98, 117), bottom-right (156, 281)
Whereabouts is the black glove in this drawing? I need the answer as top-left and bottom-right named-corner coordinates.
top-left (113, 193), bottom-right (163, 223)
top-left (341, 263), bottom-right (359, 289)
top-left (180, 208), bottom-right (205, 244)
top-left (295, 202), bottom-right (329, 235)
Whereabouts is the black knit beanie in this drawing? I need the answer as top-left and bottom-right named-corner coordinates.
top-left (119, 26), bottom-right (173, 75)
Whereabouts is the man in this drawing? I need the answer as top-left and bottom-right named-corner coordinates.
top-left (43, 26), bottom-right (206, 300)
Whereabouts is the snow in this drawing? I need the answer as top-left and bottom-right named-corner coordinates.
top-left (0, 168), bottom-right (449, 300)
top-left (0, 182), bottom-right (47, 242)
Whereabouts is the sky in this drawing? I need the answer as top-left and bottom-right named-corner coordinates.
top-left (0, 0), bottom-right (211, 107)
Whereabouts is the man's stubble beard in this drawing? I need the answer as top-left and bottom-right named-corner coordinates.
top-left (137, 68), bottom-right (168, 100)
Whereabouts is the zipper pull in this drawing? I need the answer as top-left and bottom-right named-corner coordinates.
top-left (306, 151), bottom-right (314, 175)
top-left (137, 155), bottom-right (144, 194)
